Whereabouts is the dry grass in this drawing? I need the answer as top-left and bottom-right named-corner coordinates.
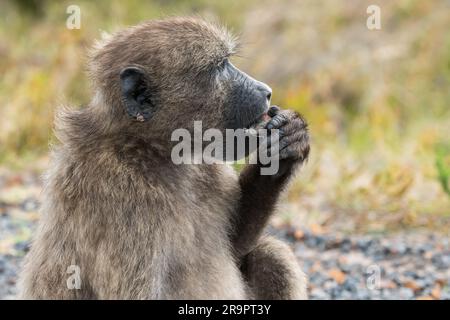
top-left (0, 0), bottom-right (449, 231)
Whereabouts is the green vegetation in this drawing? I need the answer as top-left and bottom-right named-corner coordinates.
top-left (436, 143), bottom-right (450, 197)
top-left (0, 0), bottom-right (449, 231)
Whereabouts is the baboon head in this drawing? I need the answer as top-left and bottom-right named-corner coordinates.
top-left (88, 17), bottom-right (272, 144)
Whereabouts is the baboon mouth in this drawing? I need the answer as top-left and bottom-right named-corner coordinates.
top-left (245, 112), bottom-right (271, 130)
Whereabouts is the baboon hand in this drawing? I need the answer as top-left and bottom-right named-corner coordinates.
top-left (265, 106), bottom-right (310, 163)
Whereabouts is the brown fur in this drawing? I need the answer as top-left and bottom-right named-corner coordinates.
top-left (19, 17), bottom-right (307, 300)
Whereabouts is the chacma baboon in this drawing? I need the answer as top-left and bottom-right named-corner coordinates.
top-left (19, 17), bottom-right (310, 299)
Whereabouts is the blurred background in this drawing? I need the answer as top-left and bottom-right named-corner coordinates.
top-left (0, 0), bottom-right (449, 299)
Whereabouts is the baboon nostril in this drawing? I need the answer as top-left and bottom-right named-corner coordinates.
top-left (255, 81), bottom-right (272, 102)
top-left (262, 85), bottom-right (272, 102)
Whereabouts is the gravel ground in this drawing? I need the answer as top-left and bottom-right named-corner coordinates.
top-left (269, 226), bottom-right (450, 300)
top-left (1, 172), bottom-right (449, 300)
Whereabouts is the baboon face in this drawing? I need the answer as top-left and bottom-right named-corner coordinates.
top-left (98, 18), bottom-right (272, 136)
top-left (214, 59), bottom-right (272, 130)
top-left (120, 58), bottom-right (272, 131)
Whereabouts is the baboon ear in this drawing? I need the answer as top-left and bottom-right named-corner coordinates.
top-left (120, 66), bottom-right (155, 122)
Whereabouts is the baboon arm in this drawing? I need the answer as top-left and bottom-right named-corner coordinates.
top-left (232, 163), bottom-right (294, 258)
top-left (232, 108), bottom-right (309, 259)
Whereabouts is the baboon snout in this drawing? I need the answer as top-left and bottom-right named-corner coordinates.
top-left (256, 81), bottom-right (272, 103)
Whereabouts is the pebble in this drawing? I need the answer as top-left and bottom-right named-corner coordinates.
top-left (21, 198), bottom-right (39, 212)
top-left (398, 287), bottom-right (415, 300)
top-left (431, 253), bottom-right (450, 269)
top-left (310, 288), bottom-right (328, 300)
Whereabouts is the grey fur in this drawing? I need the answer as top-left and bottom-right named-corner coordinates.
top-left (19, 17), bottom-right (308, 300)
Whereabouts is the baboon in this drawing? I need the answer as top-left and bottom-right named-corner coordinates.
top-left (19, 17), bottom-right (310, 299)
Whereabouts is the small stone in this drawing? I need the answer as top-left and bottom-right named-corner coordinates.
top-left (328, 268), bottom-right (346, 285)
top-left (441, 288), bottom-right (450, 300)
top-left (381, 289), bottom-right (395, 300)
top-left (305, 236), bottom-right (318, 248)
top-left (356, 238), bottom-right (371, 251)
top-left (341, 238), bottom-right (352, 253)
top-left (324, 235), bottom-right (342, 250)
top-left (329, 286), bottom-right (342, 299)
top-left (355, 288), bottom-right (373, 300)
top-left (21, 198), bottom-right (39, 212)
top-left (391, 243), bottom-right (407, 255)
top-left (403, 270), bottom-right (418, 279)
top-left (404, 279), bottom-right (421, 292)
top-left (315, 236), bottom-right (327, 251)
top-left (415, 279), bottom-right (431, 290)
top-left (310, 262), bottom-right (323, 273)
top-left (431, 285), bottom-right (441, 299)
top-left (323, 279), bottom-right (338, 291)
top-left (14, 241), bottom-right (30, 253)
top-left (6, 277), bottom-right (16, 286)
top-left (339, 290), bottom-right (354, 299)
top-left (342, 278), bottom-right (358, 293)
top-left (416, 296), bottom-right (434, 300)
top-left (398, 288), bottom-right (415, 300)
top-left (339, 263), bottom-right (352, 273)
top-left (310, 288), bottom-right (328, 300)
top-left (310, 223), bottom-right (325, 236)
top-left (431, 254), bottom-right (443, 268)
top-left (309, 271), bottom-right (326, 286)
top-left (293, 229), bottom-right (304, 240)
top-left (380, 280), bottom-right (397, 289)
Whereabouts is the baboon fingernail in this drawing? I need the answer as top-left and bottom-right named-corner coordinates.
top-left (268, 106), bottom-right (280, 117)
